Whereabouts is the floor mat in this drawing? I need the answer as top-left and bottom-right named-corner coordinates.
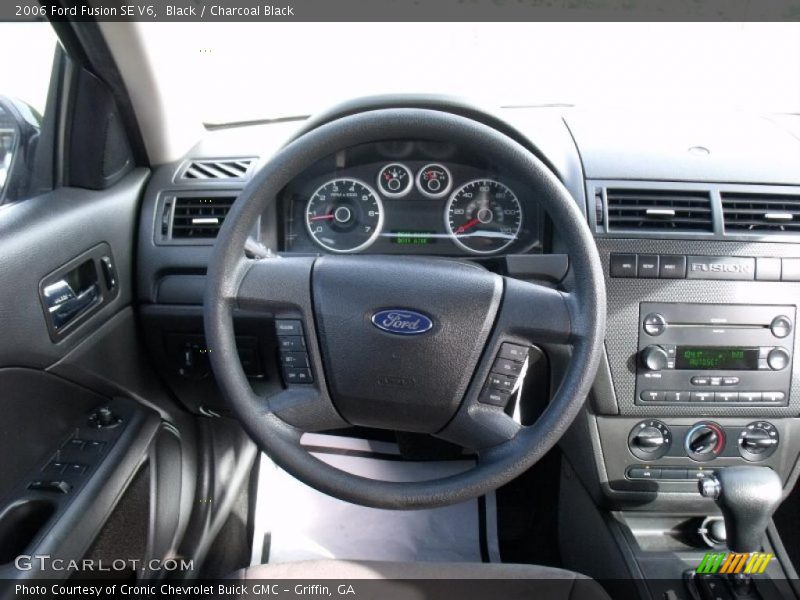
top-left (250, 433), bottom-right (500, 565)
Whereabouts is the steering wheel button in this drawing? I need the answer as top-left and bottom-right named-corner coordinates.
top-left (283, 368), bottom-right (313, 384)
top-left (498, 343), bottom-right (528, 362)
top-left (492, 358), bottom-right (523, 376)
top-left (280, 352), bottom-right (309, 367)
top-left (278, 336), bottom-right (306, 351)
top-left (479, 388), bottom-right (511, 407)
top-left (275, 320), bottom-right (303, 336)
top-left (487, 373), bottom-right (515, 392)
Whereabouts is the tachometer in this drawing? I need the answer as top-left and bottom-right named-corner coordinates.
top-left (445, 179), bottom-right (522, 254)
top-left (305, 178), bottom-right (384, 253)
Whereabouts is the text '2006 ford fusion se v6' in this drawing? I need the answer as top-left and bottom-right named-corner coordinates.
top-left (2, 7), bottom-right (800, 600)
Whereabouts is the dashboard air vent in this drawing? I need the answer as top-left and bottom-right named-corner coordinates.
top-left (722, 192), bottom-right (800, 234)
top-left (171, 196), bottom-right (236, 239)
top-left (606, 188), bottom-right (713, 232)
top-left (178, 158), bottom-right (254, 181)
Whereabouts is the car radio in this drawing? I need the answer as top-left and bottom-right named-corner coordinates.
top-left (635, 303), bottom-right (795, 406)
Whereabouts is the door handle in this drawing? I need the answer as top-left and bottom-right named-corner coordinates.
top-left (43, 281), bottom-right (100, 329)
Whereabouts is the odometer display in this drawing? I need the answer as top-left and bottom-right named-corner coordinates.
top-left (305, 178), bottom-right (383, 253)
top-left (445, 179), bottom-right (522, 254)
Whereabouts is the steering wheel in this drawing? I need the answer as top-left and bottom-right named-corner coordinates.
top-left (204, 108), bottom-right (606, 509)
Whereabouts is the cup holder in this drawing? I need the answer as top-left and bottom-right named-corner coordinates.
top-left (0, 499), bottom-right (56, 564)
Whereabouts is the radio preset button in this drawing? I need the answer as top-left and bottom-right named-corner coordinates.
top-left (767, 348), bottom-right (790, 371)
top-left (763, 391), bottom-right (785, 403)
top-left (665, 391), bottom-right (690, 402)
top-left (640, 390), bottom-right (664, 402)
top-left (715, 391), bottom-right (739, 403)
top-left (643, 313), bottom-right (667, 336)
top-left (740, 391), bottom-right (763, 402)
top-left (691, 391), bottom-right (714, 402)
top-left (770, 316), bottom-right (793, 339)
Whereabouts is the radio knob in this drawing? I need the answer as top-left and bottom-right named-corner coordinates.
top-left (767, 348), bottom-right (790, 371)
top-left (641, 345), bottom-right (669, 371)
top-left (643, 313), bottom-right (667, 336)
top-left (770, 316), bottom-right (792, 339)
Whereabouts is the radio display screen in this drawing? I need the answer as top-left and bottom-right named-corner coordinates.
top-left (675, 346), bottom-right (760, 370)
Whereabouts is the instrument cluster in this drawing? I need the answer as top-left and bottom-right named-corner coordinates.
top-left (280, 142), bottom-right (544, 256)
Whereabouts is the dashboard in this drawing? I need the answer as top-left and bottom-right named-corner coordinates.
top-left (278, 141), bottom-right (544, 256)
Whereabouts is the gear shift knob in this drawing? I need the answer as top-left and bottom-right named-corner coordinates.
top-left (699, 466), bottom-right (783, 553)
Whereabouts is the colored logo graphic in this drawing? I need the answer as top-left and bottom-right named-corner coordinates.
top-left (696, 552), bottom-right (773, 575)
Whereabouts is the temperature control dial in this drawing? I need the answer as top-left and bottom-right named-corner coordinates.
top-left (739, 421), bottom-right (779, 461)
top-left (628, 420), bottom-right (672, 460)
top-left (685, 422), bottom-right (725, 462)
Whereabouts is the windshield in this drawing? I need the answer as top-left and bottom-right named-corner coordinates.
top-left (141, 22), bottom-right (799, 124)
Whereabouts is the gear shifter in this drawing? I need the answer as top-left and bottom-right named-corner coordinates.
top-left (698, 466), bottom-right (783, 553)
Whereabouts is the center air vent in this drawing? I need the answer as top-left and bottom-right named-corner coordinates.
top-left (606, 188), bottom-right (713, 232)
top-left (170, 195), bottom-right (236, 239)
top-left (722, 192), bottom-right (800, 234)
top-left (177, 158), bottom-right (255, 181)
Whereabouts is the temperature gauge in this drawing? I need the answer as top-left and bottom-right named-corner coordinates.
top-left (377, 163), bottom-right (413, 198)
top-left (416, 163), bottom-right (452, 199)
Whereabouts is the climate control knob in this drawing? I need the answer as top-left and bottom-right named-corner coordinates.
top-left (685, 422), bottom-right (725, 462)
top-left (628, 420), bottom-right (672, 460)
top-left (739, 421), bottom-right (779, 461)
top-left (640, 345), bottom-right (669, 371)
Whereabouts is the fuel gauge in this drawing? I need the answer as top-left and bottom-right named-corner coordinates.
top-left (416, 163), bottom-right (452, 199)
top-left (377, 163), bottom-right (413, 198)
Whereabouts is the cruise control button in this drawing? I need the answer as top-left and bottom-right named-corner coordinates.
top-left (487, 373), bottom-right (516, 392)
top-left (715, 391), bottom-right (739, 403)
top-left (280, 352), bottom-right (309, 368)
top-left (659, 255), bottom-right (687, 279)
top-left (610, 253), bottom-right (637, 278)
top-left (498, 343), bottom-right (528, 362)
top-left (740, 391), bottom-right (762, 402)
top-left (275, 320), bottom-right (303, 335)
top-left (763, 391), bottom-right (785, 403)
top-left (283, 368), bottom-right (313, 384)
top-left (278, 336), bottom-right (306, 351)
top-left (492, 358), bottom-right (523, 376)
top-left (691, 391), bottom-right (714, 402)
top-left (637, 255), bottom-right (660, 278)
top-left (639, 390), bottom-right (664, 402)
top-left (479, 388), bottom-right (511, 407)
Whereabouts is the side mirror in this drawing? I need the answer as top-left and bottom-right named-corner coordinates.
top-left (0, 96), bottom-right (41, 204)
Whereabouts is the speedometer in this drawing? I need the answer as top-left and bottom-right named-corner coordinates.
top-left (445, 179), bottom-right (522, 254)
top-left (305, 178), bottom-right (384, 253)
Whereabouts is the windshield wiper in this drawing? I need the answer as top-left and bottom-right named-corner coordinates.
top-left (205, 114), bottom-right (311, 130)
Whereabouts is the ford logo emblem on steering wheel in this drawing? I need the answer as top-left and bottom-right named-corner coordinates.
top-left (371, 309), bottom-right (434, 336)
